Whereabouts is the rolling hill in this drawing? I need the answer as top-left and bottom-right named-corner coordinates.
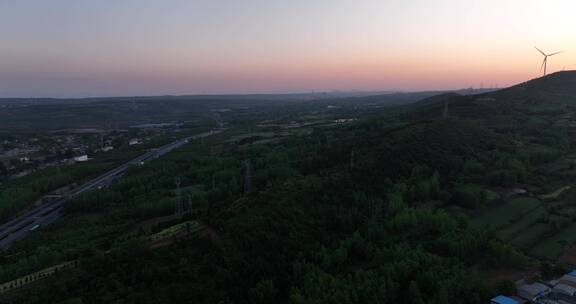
top-left (408, 71), bottom-right (576, 121)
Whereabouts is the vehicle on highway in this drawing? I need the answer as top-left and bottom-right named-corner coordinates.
top-left (29, 224), bottom-right (40, 231)
top-left (0, 129), bottom-right (225, 249)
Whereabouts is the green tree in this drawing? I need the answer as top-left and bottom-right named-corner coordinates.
top-left (0, 161), bottom-right (7, 177)
top-left (250, 280), bottom-right (278, 304)
top-left (409, 281), bottom-right (425, 304)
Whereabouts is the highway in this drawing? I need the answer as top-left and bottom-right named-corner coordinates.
top-left (0, 128), bottom-right (225, 250)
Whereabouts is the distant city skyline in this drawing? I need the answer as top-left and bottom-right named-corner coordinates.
top-left (0, 0), bottom-right (575, 97)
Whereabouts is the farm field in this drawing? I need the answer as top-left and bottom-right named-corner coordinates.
top-left (472, 197), bottom-right (542, 230)
top-left (509, 223), bottom-right (550, 249)
top-left (529, 223), bottom-right (576, 259)
top-left (496, 206), bottom-right (547, 241)
top-left (472, 194), bottom-right (576, 260)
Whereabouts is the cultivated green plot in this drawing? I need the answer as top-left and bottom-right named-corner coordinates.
top-left (529, 223), bottom-right (576, 259)
top-left (549, 214), bottom-right (572, 226)
top-left (557, 206), bottom-right (576, 217)
top-left (472, 197), bottom-right (542, 230)
top-left (496, 206), bottom-right (547, 241)
top-left (509, 223), bottom-right (551, 249)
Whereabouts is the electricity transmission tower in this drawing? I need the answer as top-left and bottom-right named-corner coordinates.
top-left (185, 195), bottom-right (192, 215)
top-left (350, 150), bottom-right (355, 169)
top-left (174, 177), bottom-right (182, 217)
top-left (244, 160), bottom-right (253, 194)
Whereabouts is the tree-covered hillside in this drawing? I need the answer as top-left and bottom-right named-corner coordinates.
top-left (6, 73), bottom-right (576, 303)
top-left (0, 114), bottom-right (535, 304)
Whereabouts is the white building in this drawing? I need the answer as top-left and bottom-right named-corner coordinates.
top-left (73, 155), bottom-right (89, 162)
top-left (129, 139), bottom-right (141, 146)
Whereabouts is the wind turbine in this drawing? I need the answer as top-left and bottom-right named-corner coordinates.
top-left (535, 47), bottom-right (563, 76)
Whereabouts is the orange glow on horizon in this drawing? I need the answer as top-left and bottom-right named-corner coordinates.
top-left (1, 0), bottom-right (576, 97)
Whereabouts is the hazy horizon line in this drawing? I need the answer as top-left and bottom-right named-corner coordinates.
top-left (0, 87), bottom-right (504, 100)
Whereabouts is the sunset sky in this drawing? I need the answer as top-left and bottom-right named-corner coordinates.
top-left (1, 0), bottom-right (575, 97)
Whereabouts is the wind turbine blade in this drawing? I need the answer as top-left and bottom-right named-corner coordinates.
top-left (535, 46), bottom-right (546, 56)
top-left (548, 51), bottom-right (563, 56)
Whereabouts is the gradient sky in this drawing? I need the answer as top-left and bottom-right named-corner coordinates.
top-left (1, 0), bottom-right (576, 97)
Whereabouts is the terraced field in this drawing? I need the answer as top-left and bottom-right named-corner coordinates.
top-left (472, 196), bottom-right (576, 260)
top-left (529, 223), bottom-right (576, 258)
top-left (509, 223), bottom-right (550, 249)
top-left (496, 206), bottom-right (547, 241)
top-left (472, 197), bottom-right (542, 230)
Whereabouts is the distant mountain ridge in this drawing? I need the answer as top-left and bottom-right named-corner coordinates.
top-left (407, 71), bottom-right (576, 119)
top-left (0, 88), bottom-right (498, 106)
top-left (506, 70), bottom-right (576, 95)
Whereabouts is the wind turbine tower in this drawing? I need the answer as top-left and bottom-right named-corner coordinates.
top-left (535, 47), bottom-right (563, 76)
